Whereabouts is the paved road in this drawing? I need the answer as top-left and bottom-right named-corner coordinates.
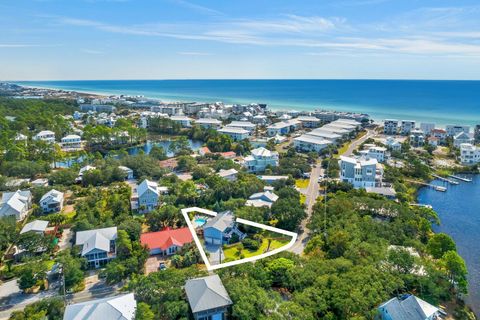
top-left (289, 163), bottom-right (323, 254)
top-left (342, 128), bottom-right (376, 157)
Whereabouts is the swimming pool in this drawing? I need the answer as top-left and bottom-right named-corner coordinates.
top-left (194, 218), bottom-right (207, 227)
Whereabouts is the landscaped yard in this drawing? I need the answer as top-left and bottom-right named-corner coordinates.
top-left (223, 237), bottom-right (291, 261)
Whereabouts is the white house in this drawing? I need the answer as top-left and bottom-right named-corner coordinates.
top-left (384, 119), bottom-right (399, 135)
top-left (453, 132), bottom-right (474, 148)
top-left (63, 293), bottom-right (137, 320)
top-left (339, 156), bottom-right (381, 189)
top-left (226, 121), bottom-right (256, 132)
top-left (40, 189), bottom-right (64, 213)
top-left (34, 130), bottom-right (55, 143)
top-left (76, 165), bottom-right (96, 182)
top-left (446, 124), bottom-right (470, 137)
top-left (386, 137), bottom-right (402, 152)
top-left (136, 179), bottom-right (160, 213)
top-left (118, 166), bottom-right (134, 180)
top-left (170, 115), bottom-right (194, 128)
top-left (217, 168), bottom-right (238, 181)
top-left (306, 129), bottom-right (342, 143)
top-left (195, 118), bottom-right (222, 129)
top-left (409, 129), bottom-right (425, 147)
top-left (460, 143), bottom-right (480, 165)
top-left (246, 191), bottom-right (279, 208)
top-left (359, 146), bottom-right (387, 162)
top-left (0, 190), bottom-right (32, 220)
top-left (217, 127), bottom-right (250, 141)
top-left (61, 134), bottom-right (82, 150)
top-left (243, 147), bottom-right (279, 173)
top-left (296, 116), bottom-right (321, 128)
top-left (400, 120), bottom-right (416, 135)
top-left (293, 135), bottom-right (331, 153)
top-left (420, 123), bottom-right (435, 135)
top-left (267, 119), bottom-right (301, 136)
top-left (75, 227), bottom-right (118, 268)
top-left (431, 129), bottom-right (447, 144)
top-left (20, 220), bottom-right (49, 235)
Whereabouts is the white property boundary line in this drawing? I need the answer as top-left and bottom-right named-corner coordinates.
top-left (181, 207), bottom-right (298, 271)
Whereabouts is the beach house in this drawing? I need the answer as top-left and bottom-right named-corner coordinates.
top-left (377, 294), bottom-right (443, 320)
top-left (185, 275), bottom-right (233, 320)
top-left (460, 143), bottom-right (480, 165)
top-left (63, 293), bottom-right (136, 320)
top-left (195, 118), bottom-right (222, 129)
top-left (140, 227), bottom-right (193, 256)
top-left (293, 135), bottom-right (331, 153)
top-left (446, 124), bottom-right (470, 137)
top-left (266, 119), bottom-right (301, 136)
top-left (33, 130), bottom-right (56, 143)
top-left (61, 134), bottom-right (82, 150)
top-left (453, 132), bottom-right (474, 148)
top-left (136, 179), bottom-right (160, 213)
top-left (359, 145), bottom-right (387, 162)
top-left (40, 189), bottom-right (64, 213)
top-left (203, 211), bottom-right (245, 245)
top-left (296, 116), bottom-right (321, 128)
top-left (339, 156), bottom-right (381, 189)
top-left (20, 220), bottom-right (49, 235)
top-left (0, 190), bottom-right (32, 220)
top-left (217, 127), bottom-right (250, 141)
top-left (217, 168), bottom-right (238, 181)
top-left (243, 147), bottom-right (279, 173)
top-left (118, 166), bottom-right (134, 180)
top-left (246, 191), bottom-right (279, 208)
top-left (75, 227), bottom-right (117, 268)
top-left (385, 137), bottom-right (402, 152)
top-left (170, 115), bottom-right (194, 128)
top-left (225, 120), bottom-right (256, 132)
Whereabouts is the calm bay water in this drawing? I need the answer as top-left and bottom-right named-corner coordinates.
top-left (418, 175), bottom-right (480, 315)
top-left (17, 80), bottom-right (480, 126)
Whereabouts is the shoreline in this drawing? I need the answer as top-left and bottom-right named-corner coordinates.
top-left (8, 81), bottom-right (480, 127)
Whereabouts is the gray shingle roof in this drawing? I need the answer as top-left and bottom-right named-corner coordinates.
top-left (63, 293), bottom-right (136, 320)
top-left (203, 212), bottom-right (234, 233)
top-left (185, 275), bottom-right (232, 314)
top-left (379, 295), bottom-right (440, 320)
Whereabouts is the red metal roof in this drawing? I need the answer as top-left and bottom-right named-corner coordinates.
top-left (140, 227), bottom-right (193, 251)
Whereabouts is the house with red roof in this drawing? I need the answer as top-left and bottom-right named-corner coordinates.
top-left (140, 227), bottom-right (193, 256)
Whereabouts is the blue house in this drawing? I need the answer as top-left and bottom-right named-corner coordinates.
top-left (203, 211), bottom-right (245, 245)
top-left (185, 274), bottom-right (232, 320)
top-left (378, 294), bottom-right (443, 320)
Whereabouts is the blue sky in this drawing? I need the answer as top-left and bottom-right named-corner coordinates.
top-left (1, 0), bottom-right (480, 80)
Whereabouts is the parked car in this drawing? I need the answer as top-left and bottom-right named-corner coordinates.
top-left (159, 262), bottom-right (167, 271)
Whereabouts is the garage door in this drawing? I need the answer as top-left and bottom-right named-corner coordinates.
top-left (150, 248), bottom-right (162, 255)
top-left (205, 237), bottom-right (222, 245)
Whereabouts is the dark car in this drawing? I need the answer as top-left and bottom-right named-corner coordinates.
top-left (159, 262), bottom-right (167, 271)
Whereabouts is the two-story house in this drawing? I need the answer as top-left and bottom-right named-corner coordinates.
top-left (378, 294), bottom-right (443, 320)
top-left (203, 211), bottom-right (245, 245)
top-left (33, 130), bottom-right (56, 143)
top-left (40, 189), bottom-right (64, 213)
top-left (460, 143), bottom-right (480, 165)
top-left (61, 134), bottom-right (82, 150)
top-left (0, 190), bottom-right (32, 220)
top-left (217, 127), bottom-right (250, 141)
top-left (453, 132), bottom-right (474, 148)
top-left (185, 275), bottom-right (233, 320)
top-left (75, 227), bottom-right (118, 268)
top-left (243, 147), bottom-right (279, 173)
top-left (136, 179), bottom-right (160, 213)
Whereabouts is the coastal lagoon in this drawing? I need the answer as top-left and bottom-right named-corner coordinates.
top-left (18, 80), bottom-right (480, 126)
top-left (418, 175), bottom-right (480, 316)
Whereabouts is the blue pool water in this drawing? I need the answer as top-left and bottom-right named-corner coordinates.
top-left (194, 218), bottom-right (207, 227)
top-left (417, 175), bottom-right (480, 316)
top-left (17, 79), bottom-right (480, 126)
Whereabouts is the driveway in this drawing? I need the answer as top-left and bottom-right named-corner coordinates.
top-left (145, 255), bottom-right (166, 275)
top-left (58, 228), bottom-right (73, 251)
top-left (205, 244), bottom-right (224, 265)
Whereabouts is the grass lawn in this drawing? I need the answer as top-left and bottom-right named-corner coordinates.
top-left (300, 194), bottom-right (306, 204)
top-left (223, 237), bottom-right (291, 261)
top-left (295, 179), bottom-right (310, 189)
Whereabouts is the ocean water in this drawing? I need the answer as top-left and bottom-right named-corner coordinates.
top-left (17, 80), bottom-right (480, 127)
top-left (418, 176), bottom-right (480, 316)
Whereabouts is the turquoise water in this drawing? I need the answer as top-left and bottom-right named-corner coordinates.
top-left (418, 175), bottom-right (480, 316)
top-left (194, 218), bottom-right (207, 227)
top-left (17, 80), bottom-right (480, 126)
